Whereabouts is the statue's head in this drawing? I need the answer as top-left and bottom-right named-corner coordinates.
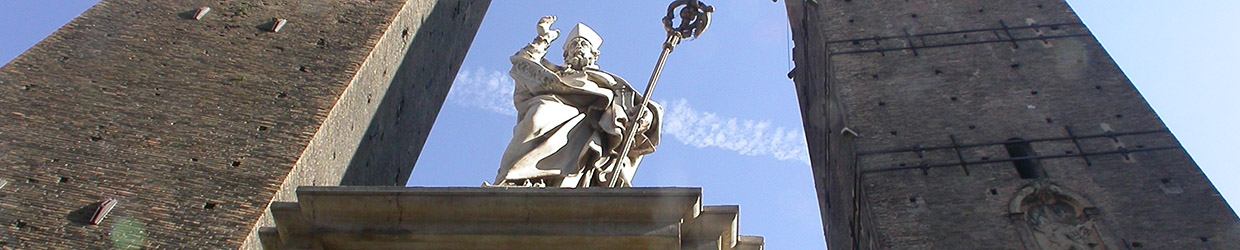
top-left (563, 23), bottom-right (602, 70)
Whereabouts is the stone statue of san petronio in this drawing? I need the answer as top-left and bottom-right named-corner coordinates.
top-left (491, 16), bottom-right (663, 188)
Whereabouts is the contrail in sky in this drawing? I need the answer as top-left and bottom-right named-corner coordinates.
top-left (660, 99), bottom-right (811, 165)
top-left (449, 68), bottom-right (811, 165)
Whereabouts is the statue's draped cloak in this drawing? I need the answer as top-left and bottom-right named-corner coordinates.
top-left (495, 53), bottom-right (662, 187)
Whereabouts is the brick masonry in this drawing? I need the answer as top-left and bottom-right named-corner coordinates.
top-left (0, 0), bottom-right (487, 249)
top-left (787, 0), bottom-right (1240, 249)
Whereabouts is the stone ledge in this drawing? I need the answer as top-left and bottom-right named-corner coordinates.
top-left (261, 186), bottom-right (764, 250)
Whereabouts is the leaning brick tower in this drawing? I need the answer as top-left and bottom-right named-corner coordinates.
top-left (0, 0), bottom-right (488, 249)
top-left (785, 0), bottom-right (1240, 249)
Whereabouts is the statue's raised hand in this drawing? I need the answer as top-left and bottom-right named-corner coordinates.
top-left (537, 16), bottom-right (560, 42)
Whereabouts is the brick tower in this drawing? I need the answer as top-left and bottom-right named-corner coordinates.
top-left (785, 0), bottom-right (1240, 249)
top-left (0, 0), bottom-right (488, 248)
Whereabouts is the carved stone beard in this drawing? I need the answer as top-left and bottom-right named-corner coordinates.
top-left (564, 48), bottom-right (597, 71)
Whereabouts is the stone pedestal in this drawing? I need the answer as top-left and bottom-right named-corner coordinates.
top-left (259, 186), bottom-right (763, 250)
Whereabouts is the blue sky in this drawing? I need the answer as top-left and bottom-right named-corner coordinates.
top-left (2, 1), bottom-right (1237, 249)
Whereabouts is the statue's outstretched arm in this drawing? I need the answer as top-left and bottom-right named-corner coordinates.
top-left (514, 16), bottom-right (560, 62)
top-left (510, 16), bottom-right (573, 95)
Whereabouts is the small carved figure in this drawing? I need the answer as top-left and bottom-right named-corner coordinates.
top-left (1019, 185), bottom-right (1107, 250)
top-left (492, 16), bottom-right (662, 188)
top-left (1028, 201), bottom-right (1099, 249)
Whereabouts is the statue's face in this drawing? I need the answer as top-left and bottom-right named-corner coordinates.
top-left (564, 38), bottom-right (598, 70)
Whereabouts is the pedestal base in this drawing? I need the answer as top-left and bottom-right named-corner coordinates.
top-left (259, 187), bottom-right (763, 250)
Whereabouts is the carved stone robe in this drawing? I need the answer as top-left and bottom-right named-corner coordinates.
top-left (494, 41), bottom-right (662, 188)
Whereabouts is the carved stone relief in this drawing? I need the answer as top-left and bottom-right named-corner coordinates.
top-left (1009, 182), bottom-right (1114, 250)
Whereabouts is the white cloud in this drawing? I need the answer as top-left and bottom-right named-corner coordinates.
top-left (449, 68), bottom-right (810, 165)
top-left (661, 99), bottom-right (811, 165)
top-left (448, 68), bottom-right (517, 116)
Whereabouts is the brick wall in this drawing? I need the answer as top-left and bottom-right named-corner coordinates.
top-left (787, 0), bottom-right (1240, 249)
top-left (0, 0), bottom-right (487, 248)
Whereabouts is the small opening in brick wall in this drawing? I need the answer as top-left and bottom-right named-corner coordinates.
top-left (1200, 237), bottom-right (1210, 242)
top-left (190, 158), bottom-right (199, 162)
top-left (1050, 25), bottom-right (1061, 30)
top-left (1115, 114), bottom-right (1124, 118)
top-left (298, 66), bottom-right (309, 72)
top-left (1037, 4), bottom-right (1044, 8)
top-left (934, 69), bottom-right (943, 75)
top-left (1030, 91), bottom-right (1039, 95)
top-left (14, 220), bottom-right (26, 228)
top-left (977, 9), bottom-right (984, 13)
top-left (1095, 85), bottom-right (1103, 90)
top-left (26, 178), bottom-right (37, 184)
top-left (89, 135), bottom-right (102, 142)
top-left (871, 74), bottom-right (879, 79)
top-left (1045, 118), bottom-right (1054, 123)
top-left (204, 203), bottom-right (217, 209)
top-left (950, 97), bottom-right (958, 101)
top-left (851, 40), bottom-right (860, 45)
top-left (989, 189), bottom-right (998, 195)
top-left (899, 163), bottom-right (907, 167)
top-left (848, 19), bottom-right (855, 24)
top-left (1006, 138), bottom-right (1045, 179)
top-left (1136, 145), bottom-right (1145, 149)
top-left (878, 101), bottom-right (886, 106)
top-left (231, 161), bottom-right (241, 167)
top-left (1010, 63), bottom-right (1021, 69)
top-left (58, 177), bottom-right (70, 183)
top-left (968, 125), bottom-right (977, 130)
top-left (1160, 178), bottom-right (1172, 184)
top-left (910, 14), bottom-right (918, 18)
top-left (1131, 242), bottom-right (1143, 248)
top-left (890, 131), bottom-right (898, 136)
top-left (401, 28), bottom-right (409, 39)
top-left (908, 197), bottom-right (917, 203)
top-left (258, 126), bottom-right (269, 131)
top-left (1065, 150), bottom-right (1074, 154)
top-left (277, 92), bottom-right (288, 98)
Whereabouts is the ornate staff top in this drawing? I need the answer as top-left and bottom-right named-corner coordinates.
top-left (662, 1), bottom-right (715, 47)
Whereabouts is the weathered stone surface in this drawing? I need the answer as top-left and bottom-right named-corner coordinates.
top-left (786, 0), bottom-right (1240, 249)
top-left (261, 186), bottom-right (763, 250)
top-left (0, 0), bottom-right (488, 249)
